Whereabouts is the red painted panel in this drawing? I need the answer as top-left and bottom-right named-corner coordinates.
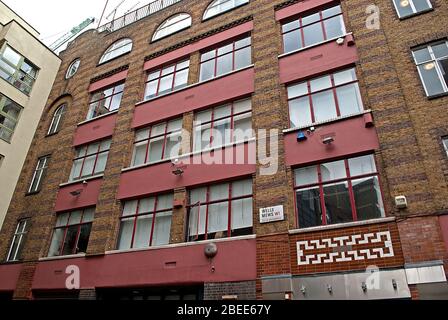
top-left (144, 21), bottom-right (254, 71)
top-left (54, 178), bottom-right (103, 212)
top-left (0, 263), bottom-right (22, 291)
top-left (31, 238), bottom-right (256, 290)
top-left (88, 70), bottom-right (128, 92)
top-left (73, 113), bottom-right (117, 146)
top-left (279, 39), bottom-right (358, 84)
top-left (440, 216), bottom-right (448, 253)
top-left (275, 0), bottom-right (336, 21)
top-left (284, 115), bottom-right (380, 167)
top-left (117, 142), bottom-right (256, 199)
top-left (133, 68), bottom-right (254, 128)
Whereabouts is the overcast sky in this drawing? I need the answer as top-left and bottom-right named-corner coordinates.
top-left (3, 0), bottom-right (145, 45)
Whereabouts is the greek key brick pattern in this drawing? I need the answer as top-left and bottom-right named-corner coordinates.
top-left (297, 231), bottom-right (395, 266)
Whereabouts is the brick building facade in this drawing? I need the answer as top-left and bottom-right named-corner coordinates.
top-left (0, 0), bottom-right (447, 300)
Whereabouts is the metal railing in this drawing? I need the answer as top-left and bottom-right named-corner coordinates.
top-left (98, 0), bottom-right (183, 33)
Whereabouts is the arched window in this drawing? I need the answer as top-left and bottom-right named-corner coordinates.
top-left (99, 38), bottom-right (133, 64)
top-left (152, 13), bottom-right (192, 42)
top-left (66, 59), bottom-right (80, 79)
top-left (203, 0), bottom-right (249, 20)
top-left (48, 104), bottom-right (66, 135)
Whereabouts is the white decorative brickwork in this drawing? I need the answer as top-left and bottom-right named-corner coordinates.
top-left (296, 231), bottom-right (395, 266)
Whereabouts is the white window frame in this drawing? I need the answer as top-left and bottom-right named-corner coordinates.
top-left (47, 104), bottom-right (66, 135)
top-left (443, 137), bottom-right (448, 157)
top-left (152, 13), bottom-right (192, 42)
top-left (6, 219), bottom-right (29, 262)
top-left (0, 93), bottom-right (22, 143)
top-left (65, 59), bottom-right (80, 79)
top-left (203, 0), bottom-right (249, 20)
top-left (412, 41), bottom-right (448, 97)
top-left (392, 0), bottom-right (433, 18)
top-left (99, 38), bottom-right (133, 64)
top-left (28, 155), bottom-right (50, 194)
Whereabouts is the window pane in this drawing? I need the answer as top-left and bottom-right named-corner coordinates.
top-left (312, 91), bottom-right (337, 122)
top-left (190, 187), bottom-right (207, 204)
top-left (145, 81), bottom-right (158, 100)
top-left (164, 132), bottom-right (181, 159)
top-left (235, 37), bottom-right (251, 49)
top-left (158, 74), bottom-right (174, 95)
top-left (283, 30), bottom-right (302, 53)
top-left (48, 229), bottom-right (65, 257)
top-left (282, 20), bottom-right (299, 33)
top-left (323, 16), bottom-right (345, 39)
top-left (348, 155), bottom-right (376, 176)
top-left (234, 46), bottom-right (251, 70)
top-left (288, 82), bottom-right (308, 99)
top-left (413, 0), bottom-right (431, 13)
top-left (231, 198), bottom-right (253, 230)
top-left (81, 155), bottom-right (96, 177)
top-left (118, 218), bottom-right (134, 250)
top-left (134, 215), bottom-right (152, 248)
top-left (413, 47), bottom-right (431, 63)
top-left (438, 58), bottom-right (448, 88)
top-left (322, 5), bottom-right (342, 18)
top-left (353, 177), bottom-right (384, 221)
top-left (295, 166), bottom-right (318, 186)
top-left (62, 225), bottom-right (79, 255)
top-left (216, 53), bottom-right (232, 76)
top-left (200, 60), bottom-right (215, 81)
top-left (94, 152), bottom-right (108, 174)
top-left (418, 64), bottom-right (445, 96)
top-left (303, 23), bottom-right (324, 47)
top-left (233, 113), bottom-right (252, 141)
top-left (174, 68), bottom-right (189, 89)
top-left (432, 43), bottom-right (448, 59)
top-left (188, 205), bottom-right (206, 240)
top-left (82, 208), bottom-right (95, 223)
top-left (152, 211), bottom-right (172, 246)
top-left (302, 13), bottom-right (320, 26)
top-left (138, 197), bottom-right (155, 214)
top-left (336, 83), bottom-right (363, 116)
top-left (208, 202), bottom-right (229, 237)
top-left (296, 187), bottom-right (322, 228)
top-left (123, 200), bottom-right (138, 216)
top-left (289, 97), bottom-right (312, 128)
top-left (211, 118), bottom-right (231, 147)
top-left (232, 179), bottom-right (252, 197)
top-left (8, 235), bottom-right (21, 261)
top-left (70, 159), bottom-right (83, 180)
top-left (310, 76), bottom-right (332, 92)
top-left (77, 224), bottom-right (92, 254)
top-left (210, 183), bottom-right (229, 201)
top-left (321, 160), bottom-right (347, 182)
top-left (333, 68), bottom-right (357, 85)
top-left (110, 92), bottom-right (123, 111)
top-left (69, 210), bottom-right (82, 225)
top-left (323, 182), bottom-right (353, 225)
top-left (133, 141), bottom-right (147, 166)
top-left (157, 194), bottom-right (173, 210)
top-left (394, 0), bottom-right (414, 17)
top-left (148, 136), bottom-right (164, 163)
top-left (3, 46), bottom-right (21, 65)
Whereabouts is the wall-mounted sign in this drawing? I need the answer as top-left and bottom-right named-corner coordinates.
top-left (260, 205), bottom-right (284, 224)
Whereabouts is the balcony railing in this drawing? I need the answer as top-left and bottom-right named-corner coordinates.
top-left (98, 0), bottom-right (183, 33)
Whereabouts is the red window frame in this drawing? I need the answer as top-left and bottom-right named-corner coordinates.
top-left (199, 36), bottom-right (252, 81)
top-left (70, 139), bottom-right (110, 181)
top-left (50, 208), bottom-right (94, 257)
top-left (193, 98), bottom-right (252, 151)
top-left (293, 155), bottom-right (385, 229)
top-left (187, 180), bottom-right (253, 242)
top-left (281, 4), bottom-right (344, 53)
top-left (287, 68), bottom-right (362, 126)
top-left (88, 83), bottom-right (124, 120)
top-left (132, 118), bottom-right (182, 166)
top-left (144, 59), bottom-right (190, 100)
top-left (119, 194), bottom-right (173, 249)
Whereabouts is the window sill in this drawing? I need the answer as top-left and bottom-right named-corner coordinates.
top-left (122, 138), bottom-right (256, 173)
top-left (427, 91), bottom-right (448, 100)
top-left (59, 173), bottom-right (104, 188)
top-left (25, 190), bottom-right (41, 197)
top-left (105, 234), bottom-right (257, 256)
top-left (398, 8), bottom-right (434, 21)
top-left (39, 253), bottom-right (86, 262)
top-left (278, 33), bottom-right (353, 59)
top-left (288, 216), bottom-right (396, 235)
top-left (282, 109), bottom-right (372, 134)
top-left (135, 64), bottom-right (255, 107)
top-left (77, 109), bottom-right (119, 127)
